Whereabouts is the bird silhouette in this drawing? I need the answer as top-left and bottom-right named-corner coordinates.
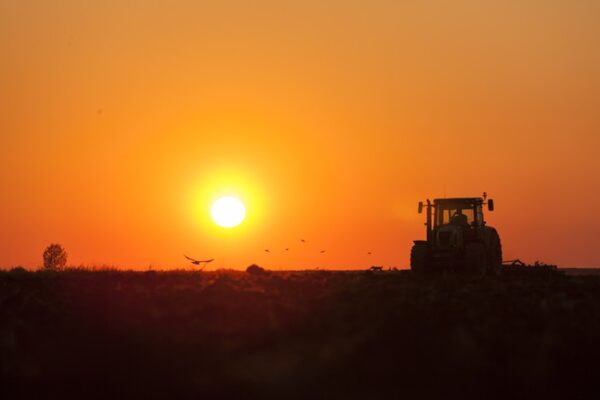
top-left (320, 250), bottom-right (326, 253)
top-left (300, 239), bottom-right (306, 243)
top-left (184, 255), bottom-right (214, 265)
top-left (368, 252), bottom-right (372, 255)
top-left (265, 249), bottom-right (270, 253)
top-left (285, 248), bottom-right (290, 251)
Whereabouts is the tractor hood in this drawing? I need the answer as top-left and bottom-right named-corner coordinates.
top-left (435, 225), bottom-right (463, 250)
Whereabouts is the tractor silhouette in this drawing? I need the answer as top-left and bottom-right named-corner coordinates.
top-left (410, 194), bottom-right (502, 275)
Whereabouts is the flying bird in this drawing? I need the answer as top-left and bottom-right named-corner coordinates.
top-left (368, 252), bottom-right (372, 255)
top-left (285, 248), bottom-right (290, 251)
top-left (265, 249), bottom-right (270, 253)
top-left (300, 239), bottom-right (306, 243)
top-left (320, 250), bottom-right (326, 253)
top-left (184, 255), bottom-right (214, 265)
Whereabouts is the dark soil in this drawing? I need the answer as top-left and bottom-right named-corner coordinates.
top-left (2, 269), bottom-right (600, 399)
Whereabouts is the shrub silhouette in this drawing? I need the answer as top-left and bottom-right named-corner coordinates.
top-left (43, 243), bottom-right (68, 270)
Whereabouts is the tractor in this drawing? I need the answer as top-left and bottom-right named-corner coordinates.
top-left (410, 194), bottom-right (502, 275)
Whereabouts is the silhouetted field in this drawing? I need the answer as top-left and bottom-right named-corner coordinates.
top-left (561, 267), bottom-right (600, 276)
top-left (2, 268), bottom-right (600, 399)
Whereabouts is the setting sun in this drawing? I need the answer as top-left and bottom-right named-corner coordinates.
top-left (210, 196), bottom-right (246, 228)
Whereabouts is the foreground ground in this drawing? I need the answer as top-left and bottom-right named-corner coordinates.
top-left (2, 268), bottom-right (600, 399)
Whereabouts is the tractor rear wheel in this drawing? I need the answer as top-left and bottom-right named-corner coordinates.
top-left (465, 242), bottom-right (486, 276)
top-left (488, 231), bottom-right (503, 276)
top-left (410, 244), bottom-right (428, 272)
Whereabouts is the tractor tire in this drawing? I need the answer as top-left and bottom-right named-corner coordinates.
top-left (488, 231), bottom-right (503, 276)
top-left (465, 242), bottom-right (487, 276)
top-left (410, 244), bottom-right (428, 272)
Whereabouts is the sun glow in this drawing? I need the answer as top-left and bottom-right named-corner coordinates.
top-left (210, 196), bottom-right (246, 228)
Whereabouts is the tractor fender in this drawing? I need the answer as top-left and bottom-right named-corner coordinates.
top-left (479, 226), bottom-right (497, 247)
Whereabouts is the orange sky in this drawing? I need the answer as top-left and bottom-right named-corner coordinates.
top-left (1, 1), bottom-right (599, 269)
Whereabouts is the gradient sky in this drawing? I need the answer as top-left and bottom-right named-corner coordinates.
top-left (1, 1), bottom-right (599, 269)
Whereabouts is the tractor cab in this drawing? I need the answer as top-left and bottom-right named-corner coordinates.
top-left (418, 197), bottom-right (494, 236)
top-left (434, 198), bottom-right (486, 229)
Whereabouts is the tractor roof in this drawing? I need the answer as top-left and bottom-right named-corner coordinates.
top-left (433, 197), bottom-right (483, 206)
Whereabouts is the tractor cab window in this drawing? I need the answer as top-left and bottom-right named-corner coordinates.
top-left (437, 207), bottom-right (475, 227)
top-left (476, 205), bottom-right (484, 226)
